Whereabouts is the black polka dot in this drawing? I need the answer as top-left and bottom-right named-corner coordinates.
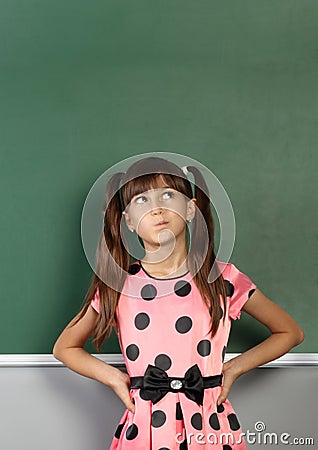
top-left (131, 397), bottom-right (135, 404)
top-left (126, 423), bottom-right (138, 440)
top-left (128, 263), bottom-right (141, 275)
top-left (114, 422), bottom-right (124, 438)
top-left (209, 412), bottom-right (220, 430)
top-left (176, 402), bottom-right (183, 420)
top-left (191, 412), bottom-right (202, 430)
top-left (159, 448), bottom-right (170, 450)
top-left (224, 280), bottom-right (234, 297)
top-left (139, 389), bottom-right (152, 401)
top-left (197, 339), bottom-right (211, 357)
top-left (152, 410), bottom-right (166, 427)
top-left (179, 437), bottom-right (188, 450)
top-left (175, 316), bottom-right (192, 333)
top-left (174, 280), bottom-right (191, 297)
top-left (135, 312), bottom-right (150, 330)
top-left (223, 446), bottom-right (232, 450)
top-left (217, 403), bottom-right (225, 413)
top-left (154, 354), bottom-right (172, 370)
top-left (141, 284), bottom-right (157, 300)
top-left (222, 345), bottom-right (227, 362)
top-left (227, 413), bottom-right (240, 431)
top-left (126, 344), bottom-right (139, 361)
top-left (248, 288), bottom-right (256, 298)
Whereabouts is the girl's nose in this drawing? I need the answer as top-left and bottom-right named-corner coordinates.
top-left (152, 207), bottom-right (163, 214)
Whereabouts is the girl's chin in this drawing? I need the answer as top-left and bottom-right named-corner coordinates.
top-left (142, 233), bottom-right (177, 248)
top-left (157, 229), bottom-right (176, 240)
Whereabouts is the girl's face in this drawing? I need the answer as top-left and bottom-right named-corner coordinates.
top-left (123, 186), bottom-right (196, 249)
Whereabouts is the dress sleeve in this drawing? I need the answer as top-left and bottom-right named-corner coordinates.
top-left (90, 287), bottom-right (100, 314)
top-left (90, 288), bottom-right (117, 329)
top-left (228, 263), bottom-right (257, 320)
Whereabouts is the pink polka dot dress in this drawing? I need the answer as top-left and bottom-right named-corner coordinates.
top-left (91, 260), bottom-right (257, 450)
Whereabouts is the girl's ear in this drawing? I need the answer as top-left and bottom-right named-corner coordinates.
top-left (186, 198), bottom-right (197, 222)
top-left (122, 211), bottom-right (134, 232)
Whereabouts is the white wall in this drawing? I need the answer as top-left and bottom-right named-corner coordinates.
top-left (1, 354), bottom-right (317, 450)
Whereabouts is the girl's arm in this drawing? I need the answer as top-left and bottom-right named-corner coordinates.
top-left (53, 306), bottom-right (135, 413)
top-left (217, 288), bottom-right (304, 404)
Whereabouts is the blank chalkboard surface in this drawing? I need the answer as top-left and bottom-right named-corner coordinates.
top-left (0, 1), bottom-right (316, 354)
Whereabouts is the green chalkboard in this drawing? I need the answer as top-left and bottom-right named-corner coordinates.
top-left (0, 1), bottom-right (316, 354)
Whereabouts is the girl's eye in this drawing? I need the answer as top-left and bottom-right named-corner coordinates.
top-left (135, 195), bottom-right (147, 204)
top-left (162, 191), bottom-right (174, 199)
top-left (134, 190), bottom-right (175, 205)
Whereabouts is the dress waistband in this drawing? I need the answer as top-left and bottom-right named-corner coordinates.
top-left (129, 363), bottom-right (223, 406)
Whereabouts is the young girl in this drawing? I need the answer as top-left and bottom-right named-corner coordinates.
top-left (53, 156), bottom-right (304, 450)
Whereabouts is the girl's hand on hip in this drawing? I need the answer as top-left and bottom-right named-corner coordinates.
top-left (217, 359), bottom-right (242, 405)
top-left (109, 368), bottom-right (136, 413)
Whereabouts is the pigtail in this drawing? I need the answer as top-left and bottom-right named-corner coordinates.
top-left (100, 171), bottom-right (130, 274)
top-left (187, 166), bottom-right (228, 336)
top-left (72, 172), bottom-right (131, 352)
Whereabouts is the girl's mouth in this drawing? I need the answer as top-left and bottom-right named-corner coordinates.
top-left (156, 221), bottom-right (168, 226)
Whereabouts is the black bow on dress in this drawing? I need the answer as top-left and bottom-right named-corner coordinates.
top-left (141, 363), bottom-right (205, 406)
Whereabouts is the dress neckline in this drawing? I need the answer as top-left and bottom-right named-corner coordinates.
top-left (137, 260), bottom-right (190, 280)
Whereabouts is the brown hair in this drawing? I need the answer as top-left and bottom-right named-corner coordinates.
top-left (72, 156), bottom-right (227, 351)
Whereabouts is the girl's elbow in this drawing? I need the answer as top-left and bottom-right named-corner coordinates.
top-left (52, 339), bottom-right (68, 361)
top-left (52, 342), bottom-right (62, 361)
top-left (297, 327), bottom-right (305, 344)
top-left (292, 326), bottom-right (305, 346)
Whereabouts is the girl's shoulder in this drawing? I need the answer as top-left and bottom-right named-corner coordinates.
top-left (216, 259), bottom-right (252, 281)
top-left (90, 261), bottom-right (143, 314)
top-left (216, 259), bottom-right (257, 320)
top-left (215, 259), bottom-right (230, 272)
top-left (215, 259), bottom-right (234, 280)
